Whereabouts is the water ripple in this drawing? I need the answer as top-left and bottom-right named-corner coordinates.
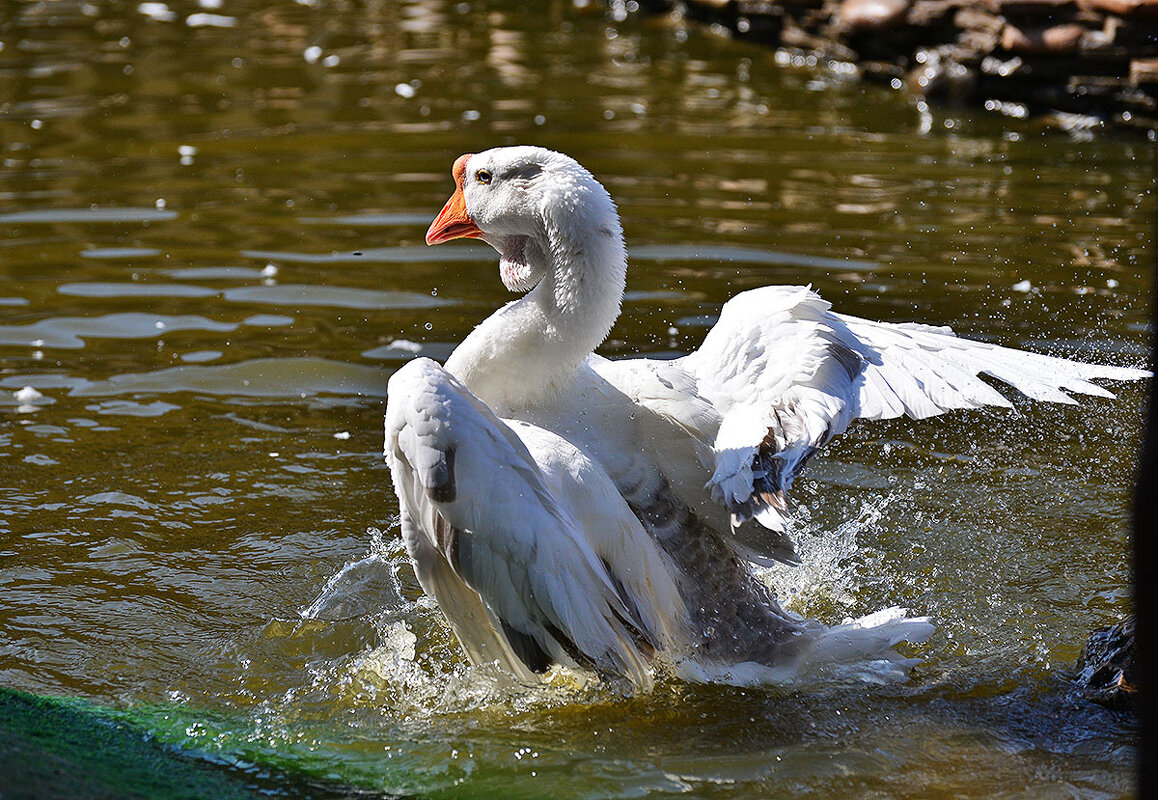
top-left (362, 340), bottom-right (456, 361)
top-left (80, 248), bottom-right (164, 259)
top-left (0, 208), bottom-right (178, 224)
top-left (223, 284), bottom-right (452, 310)
top-left (0, 313), bottom-right (238, 349)
top-left (84, 400), bottom-right (183, 417)
top-left (58, 283), bottom-right (218, 299)
top-left (299, 213), bottom-right (433, 227)
top-left (69, 357), bottom-right (387, 399)
top-left (163, 267), bottom-right (268, 280)
top-left (630, 244), bottom-right (878, 270)
top-left (80, 491), bottom-right (157, 509)
top-left (242, 245), bottom-right (492, 264)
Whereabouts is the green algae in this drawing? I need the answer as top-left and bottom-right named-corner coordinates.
top-left (0, 687), bottom-right (261, 800)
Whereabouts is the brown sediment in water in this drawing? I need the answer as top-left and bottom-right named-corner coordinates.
top-left (640, 0), bottom-right (1158, 132)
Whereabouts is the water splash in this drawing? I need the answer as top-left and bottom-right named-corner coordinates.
top-left (760, 492), bottom-right (898, 617)
top-left (304, 495), bottom-right (928, 719)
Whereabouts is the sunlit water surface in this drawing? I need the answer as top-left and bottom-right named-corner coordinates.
top-left (0, 0), bottom-right (1151, 797)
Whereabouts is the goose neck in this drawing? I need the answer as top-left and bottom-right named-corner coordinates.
top-left (446, 235), bottom-right (626, 412)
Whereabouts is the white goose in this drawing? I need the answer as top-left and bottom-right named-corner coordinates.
top-left (384, 146), bottom-right (1148, 691)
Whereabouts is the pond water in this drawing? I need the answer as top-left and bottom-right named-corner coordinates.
top-left (0, 0), bottom-right (1151, 797)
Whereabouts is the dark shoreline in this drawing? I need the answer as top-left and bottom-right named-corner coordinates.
top-left (640, 0), bottom-right (1158, 134)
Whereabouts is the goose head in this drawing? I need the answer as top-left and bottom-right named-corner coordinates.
top-left (426, 146), bottom-right (626, 297)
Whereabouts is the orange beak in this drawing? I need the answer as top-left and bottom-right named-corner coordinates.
top-left (425, 153), bottom-right (484, 245)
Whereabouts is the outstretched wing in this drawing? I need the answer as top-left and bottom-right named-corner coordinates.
top-left (385, 357), bottom-right (681, 688)
top-left (615, 285), bottom-right (1148, 535)
top-left (836, 312), bottom-right (1146, 418)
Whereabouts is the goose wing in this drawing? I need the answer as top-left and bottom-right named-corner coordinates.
top-left (612, 285), bottom-right (1148, 536)
top-left (385, 357), bottom-right (684, 688)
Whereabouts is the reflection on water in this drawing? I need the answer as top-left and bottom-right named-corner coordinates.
top-left (0, 0), bottom-right (1150, 796)
top-left (69, 357), bottom-right (388, 399)
top-left (0, 209), bottom-right (179, 224)
top-left (240, 245), bottom-right (496, 264)
top-left (0, 312), bottom-right (240, 348)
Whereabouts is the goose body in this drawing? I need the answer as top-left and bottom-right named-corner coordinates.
top-left (384, 146), bottom-right (1148, 690)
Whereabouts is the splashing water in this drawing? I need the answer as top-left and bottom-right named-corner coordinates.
top-left (296, 525), bottom-right (626, 717)
top-left (760, 492), bottom-right (898, 615)
top-left (305, 491), bottom-right (927, 717)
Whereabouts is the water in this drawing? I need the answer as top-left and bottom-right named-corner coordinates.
top-left (0, 0), bottom-right (1150, 796)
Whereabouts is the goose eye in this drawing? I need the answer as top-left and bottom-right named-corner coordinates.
top-left (475, 169), bottom-right (492, 185)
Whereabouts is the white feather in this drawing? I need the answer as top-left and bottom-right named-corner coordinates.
top-left (386, 358), bottom-right (689, 690)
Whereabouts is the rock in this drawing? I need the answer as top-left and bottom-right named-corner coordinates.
top-left (1002, 21), bottom-right (1088, 52)
top-left (1074, 615), bottom-right (1137, 711)
top-left (955, 5), bottom-right (1005, 35)
top-left (838, 0), bottom-right (912, 31)
top-left (907, 0), bottom-right (959, 28)
top-left (1077, 0), bottom-right (1158, 16)
top-left (1131, 57), bottom-right (1158, 84)
top-left (1043, 22), bottom-right (1090, 49)
top-left (639, 0), bottom-right (1158, 133)
top-left (985, 0), bottom-right (1077, 14)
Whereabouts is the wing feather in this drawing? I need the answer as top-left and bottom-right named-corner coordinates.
top-left (385, 357), bottom-right (687, 688)
top-left (605, 285), bottom-right (1148, 541)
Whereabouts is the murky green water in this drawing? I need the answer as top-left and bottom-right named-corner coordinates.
top-left (1, 0), bottom-right (1151, 796)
